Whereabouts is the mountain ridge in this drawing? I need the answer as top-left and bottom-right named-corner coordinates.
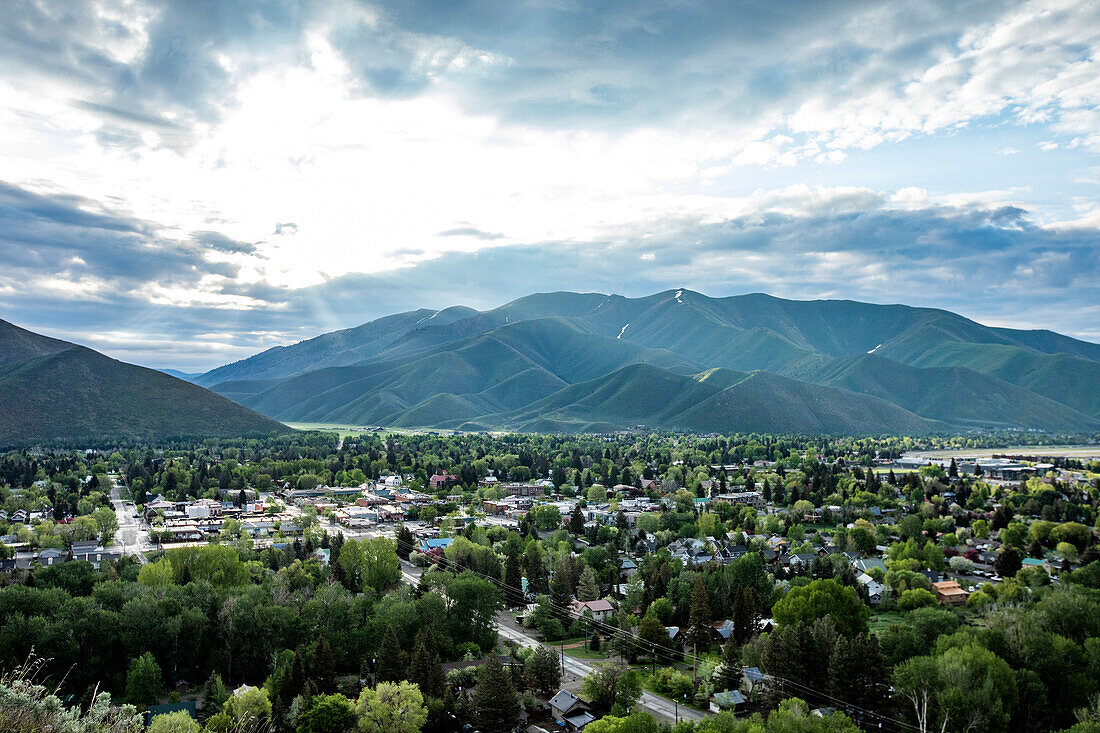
top-left (193, 291), bottom-right (1100, 435)
top-left (0, 319), bottom-right (288, 445)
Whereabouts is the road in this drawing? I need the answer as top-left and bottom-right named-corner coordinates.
top-left (109, 476), bottom-right (151, 563)
top-left (398, 561), bottom-right (707, 724)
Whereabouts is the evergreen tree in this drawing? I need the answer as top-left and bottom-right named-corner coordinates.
top-left (550, 565), bottom-right (573, 618)
top-left (377, 625), bottom-right (408, 683)
top-left (313, 637), bottom-right (336, 694)
top-left (686, 577), bottom-right (713, 652)
top-left (569, 505), bottom-right (585, 534)
top-left (503, 546), bottom-right (524, 607)
top-left (471, 655), bottom-right (520, 733)
top-left (395, 524), bottom-right (415, 560)
top-left (409, 628), bottom-right (446, 699)
top-left (523, 645), bottom-right (562, 696)
top-left (714, 641), bottom-right (742, 693)
top-left (577, 566), bottom-right (600, 601)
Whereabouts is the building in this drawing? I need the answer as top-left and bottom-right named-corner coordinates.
top-left (710, 689), bottom-right (746, 713)
top-left (429, 473), bottom-right (458, 489)
top-left (931, 580), bottom-right (968, 606)
top-left (570, 599), bottom-right (614, 622)
top-left (548, 690), bottom-right (594, 730)
top-left (714, 491), bottom-right (765, 508)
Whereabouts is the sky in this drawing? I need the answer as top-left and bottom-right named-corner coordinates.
top-left (1, 0), bottom-right (1099, 371)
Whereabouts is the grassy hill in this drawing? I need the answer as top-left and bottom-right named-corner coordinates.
top-left (0, 320), bottom-right (287, 445)
top-left (195, 290), bottom-right (1100, 434)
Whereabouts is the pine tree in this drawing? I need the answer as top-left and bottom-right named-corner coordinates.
top-left (732, 585), bottom-right (759, 644)
top-left (313, 637), bottom-right (336, 693)
top-left (686, 577), bottom-right (713, 652)
top-left (472, 655), bottom-right (520, 733)
top-left (523, 645), bottom-right (562, 696)
top-left (714, 641), bottom-right (742, 693)
top-left (395, 524), bottom-right (415, 560)
top-left (377, 625), bottom-right (408, 683)
top-left (503, 546), bottom-right (524, 607)
top-left (550, 566), bottom-right (573, 619)
top-left (569, 505), bottom-right (585, 534)
top-left (576, 566), bottom-right (600, 601)
top-left (409, 627), bottom-right (446, 699)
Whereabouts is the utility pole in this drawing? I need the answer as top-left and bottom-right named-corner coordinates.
top-left (692, 641), bottom-right (697, 686)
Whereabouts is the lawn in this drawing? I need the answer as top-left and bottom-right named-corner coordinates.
top-left (868, 610), bottom-right (906, 633)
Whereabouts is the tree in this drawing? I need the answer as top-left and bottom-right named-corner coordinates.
top-left (203, 672), bottom-right (229, 715)
top-left (686, 577), bottom-right (713, 652)
top-left (313, 637), bottom-right (336, 694)
top-left (377, 625), bottom-right (408, 683)
top-left (637, 615), bottom-right (667, 658)
top-left (409, 628), bottom-right (446, 699)
top-left (771, 578), bottom-right (869, 637)
top-left (295, 693), bottom-right (358, 733)
top-left (503, 545), bottom-right (524, 607)
top-left (148, 711), bottom-right (201, 733)
top-left (994, 547), bottom-right (1024, 578)
top-left (894, 655), bottom-right (941, 733)
top-left (524, 645), bottom-right (562, 696)
top-left (223, 686), bottom-right (272, 731)
top-left (713, 641), bottom-right (741, 693)
top-left (581, 666), bottom-right (641, 713)
top-left (898, 588), bottom-right (937, 611)
top-left (356, 681), bottom-right (427, 733)
top-left (395, 525), bottom-right (415, 560)
top-left (577, 566), bottom-right (601, 602)
top-left (125, 652), bottom-right (162, 708)
top-left (92, 506), bottom-right (119, 544)
top-left (471, 655), bottom-right (520, 733)
top-left (570, 505), bottom-right (585, 535)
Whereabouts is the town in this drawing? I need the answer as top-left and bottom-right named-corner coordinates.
top-left (1, 432), bottom-right (1098, 732)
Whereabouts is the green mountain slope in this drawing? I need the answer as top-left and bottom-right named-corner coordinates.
top-left (0, 345), bottom-right (287, 444)
top-left (496, 363), bottom-right (937, 435)
top-left (0, 318), bottom-right (73, 367)
top-left (800, 354), bottom-right (1099, 431)
top-left (197, 290), bottom-right (1100, 434)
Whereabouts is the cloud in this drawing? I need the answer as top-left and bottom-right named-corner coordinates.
top-left (437, 226), bottom-right (504, 240)
top-left (3, 177), bottom-right (1095, 370)
top-left (273, 222), bottom-right (298, 235)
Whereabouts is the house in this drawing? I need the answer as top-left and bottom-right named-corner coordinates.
top-left (857, 573), bottom-right (885, 604)
top-left (429, 473), bottom-right (458, 490)
top-left (571, 599), bottom-right (614, 622)
top-left (714, 491), bottom-right (765, 509)
top-left (851, 557), bottom-right (887, 574)
top-left (620, 558), bottom-right (638, 577)
top-left (710, 689), bottom-right (746, 713)
top-left (71, 543), bottom-right (121, 569)
top-left (549, 690), bottom-right (593, 730)
top-left (742, 666), bottom-right (766, 697)
top-left (418, 537), bottom-right (453, 555)
top-left (787, 553), bottom-right (816, 570)
top-left (145, 701), bottom-right (197, 727)
top-left (931, 580), bottom-right (968, 606)
top-left (37, 548), bottom-right (67, 566)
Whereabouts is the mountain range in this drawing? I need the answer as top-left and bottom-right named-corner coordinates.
top-left (193, 290), bottom-right (1100, 435)
top-left (0, 318), bottom-right (285, 444)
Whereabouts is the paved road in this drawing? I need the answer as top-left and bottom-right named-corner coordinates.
top-left (398, 562), bottom-right (706, 724)
top-left (109, 477), bottom-right (151, 563)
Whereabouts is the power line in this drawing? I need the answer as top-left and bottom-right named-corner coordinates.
top-left (388, 533), bottom-right (917, 731)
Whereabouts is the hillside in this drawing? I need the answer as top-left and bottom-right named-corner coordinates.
top-left (0, 319), bottom-right (287, 444)
top-left (197, 290), bottom-right (1100, 435)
